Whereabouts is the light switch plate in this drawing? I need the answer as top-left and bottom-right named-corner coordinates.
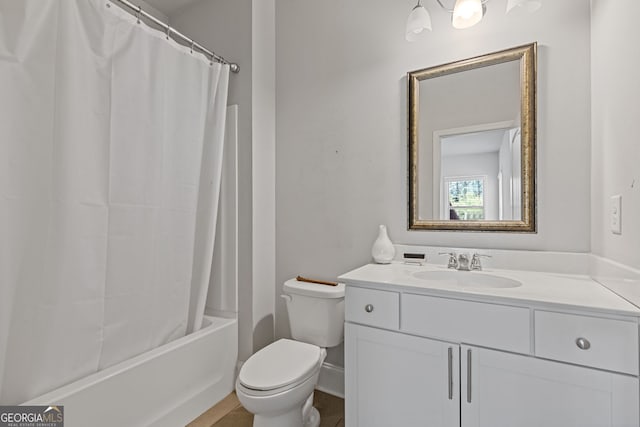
top-left (611, 195), bottom-right (622, 234)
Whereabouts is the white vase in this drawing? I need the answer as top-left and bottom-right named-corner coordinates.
top-left (371, 225), bottom-right (395, 264)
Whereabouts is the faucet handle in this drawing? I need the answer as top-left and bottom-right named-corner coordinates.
top-left (439, 252), bottom-right (458, 269)
top-left (470, 253), bottom-right (492, 271)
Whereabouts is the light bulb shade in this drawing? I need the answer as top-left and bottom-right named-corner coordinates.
top-left (506, 0), bottom-right (541, 14)
top-left (452, 0), bottom-right (484, 29)
top-left (406, 4), bottom-right (432, 41)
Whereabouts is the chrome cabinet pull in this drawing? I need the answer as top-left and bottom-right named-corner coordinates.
top-left (466, 349), bottom-right (472, 403)
top-left (364, 304), bottom-right (374, 313)
top-left (448, 347), bottom-right (453, 400)
top-left (576, 337), bottom-right (591, 350)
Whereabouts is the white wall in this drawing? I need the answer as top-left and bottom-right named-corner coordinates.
top-left (171, 0), bottom-right (256, 361)
top-left (590, 0), bottom-right (640, 269)
top-left (251, 0), bottom-right (276, 353)
top-left (172, 0), bottom-right (277, 360)
top-left (276, 0), bottom-right (591, 362)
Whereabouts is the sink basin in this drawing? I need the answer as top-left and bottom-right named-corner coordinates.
top-left (412, 270), bottom-right (522, 289)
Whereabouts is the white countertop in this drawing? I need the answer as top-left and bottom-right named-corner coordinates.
top-left (338, 262), bottom-right (640, 317)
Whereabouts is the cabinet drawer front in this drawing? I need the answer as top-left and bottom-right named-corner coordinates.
top-left (401, 294), bottom-right (530, 354)
top-left (534, 311), bottom-right (639, 375)
top-left (346, 287), bottom-right (399, 330)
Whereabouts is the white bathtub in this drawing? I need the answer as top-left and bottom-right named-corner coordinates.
top-left (25, 316), bottom-right (238, 427)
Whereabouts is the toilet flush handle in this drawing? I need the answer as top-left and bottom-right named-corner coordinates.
top-left (281, 294), bottom-right (292, 303)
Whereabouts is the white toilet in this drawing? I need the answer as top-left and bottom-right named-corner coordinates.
top-left (236, 278), bottom-right (345, 427)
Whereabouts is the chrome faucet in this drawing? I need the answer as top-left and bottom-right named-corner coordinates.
top-left (440, 252), bottom-right (491, 271)
top-left (439, 252), bottom-right (458, 270)
top-left (470, 253), bottom-right (492, 271)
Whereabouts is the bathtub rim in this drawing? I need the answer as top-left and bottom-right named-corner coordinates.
top-left (23, 315), bottom-right (237, 406)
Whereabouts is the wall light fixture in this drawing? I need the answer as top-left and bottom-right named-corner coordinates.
top-left (406, 0), bottom-right (541, 41)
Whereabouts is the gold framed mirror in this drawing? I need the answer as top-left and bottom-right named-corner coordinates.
top-left (408, 43), bottom-right (537, 232)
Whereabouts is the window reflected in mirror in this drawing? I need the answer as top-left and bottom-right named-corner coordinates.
top-left (446, 176), bottom-right (485, 221)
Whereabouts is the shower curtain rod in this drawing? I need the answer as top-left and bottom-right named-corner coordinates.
top-left (112, 0), bottom-right (240, 73)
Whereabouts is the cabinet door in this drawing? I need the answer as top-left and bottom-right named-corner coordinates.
top-left (345, 323), bottom-right (459, 427)
top-left (461, 345), bottom-right (639, 427)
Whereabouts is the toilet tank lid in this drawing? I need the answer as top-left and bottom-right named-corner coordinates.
top-left (283, 278), bottom-right (345, 298)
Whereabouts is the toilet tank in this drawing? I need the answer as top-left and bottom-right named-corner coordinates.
top-left (282, 278), bottom-right (345, 348)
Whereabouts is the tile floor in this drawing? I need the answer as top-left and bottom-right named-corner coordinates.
top-left (187, 390), bottom-right (345, 427)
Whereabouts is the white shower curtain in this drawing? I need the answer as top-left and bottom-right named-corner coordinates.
top-left (0, 0), bottom-right (229, 404)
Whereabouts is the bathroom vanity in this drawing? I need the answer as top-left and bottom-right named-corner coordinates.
top-left (340, 262), bottom-right (640, 427)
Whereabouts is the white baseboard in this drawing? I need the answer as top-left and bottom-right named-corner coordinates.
top-left (316, 362), bottom-right (344, 398)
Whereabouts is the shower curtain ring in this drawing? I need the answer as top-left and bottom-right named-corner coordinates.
top-left (166, 26), bottom-right (171, 40)
top-left (190, 40), bottom-right (194, 54)
top-left (136, 6), bottom-right (142, 24)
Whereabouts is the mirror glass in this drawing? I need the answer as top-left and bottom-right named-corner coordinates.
top-left (408, 43), bottom-right (536, 232)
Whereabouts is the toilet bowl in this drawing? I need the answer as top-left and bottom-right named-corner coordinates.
top-left (236, 278), bottom-right (345, 427)
top-left (236, 339), bottom-right (327, 427)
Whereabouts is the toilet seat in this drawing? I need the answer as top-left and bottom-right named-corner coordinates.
top-left (236, 371), bottom-right (316, 397)
top-left (238, 339), bottom-right (322, 394)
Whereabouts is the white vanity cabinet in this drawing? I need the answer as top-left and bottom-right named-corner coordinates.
top-left (462, 345), bottom-right (639, 427)
top-left (345, 323), bottom-right (460, 427)
top-left (344, 284), bottom-right (640, 427)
